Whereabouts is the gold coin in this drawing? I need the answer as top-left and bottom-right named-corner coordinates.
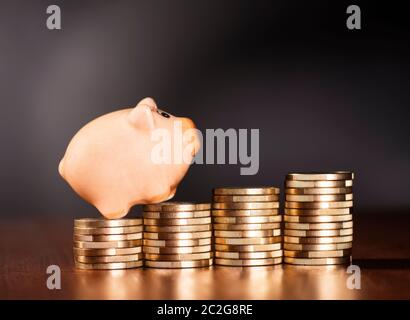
top-left (285, 187), bottom-right (353, 195)
top-left (74, 225), bottom-right (143, 235)
top-left (145, 252), bottom-right (213, 261)
top-left (144, 224), bottom-right (211, 233)
top-left (283, 235), bottom-right (353, 244)
top-left (284, 249), bottom-right (352, 258)
top-left (285, 201), bottom-right (353, 209)
top-left (145, 259), bottom-right (213, 268)
top-left (213, 222), bottom-right (281, 231)
top-left (73, 246), bottom-right (142, 257)
top-left (214, 236), bottom-right (281, 245)
top-left (214, 257), bottom-right (282, 266)
top-left (284, 257), bottom-right (350, 265)
top-left (286, 172), bottom-right (354, 181)
top-left (284, 208), bottom-right (352, 216)
top-left (143, 211), bottom-right (210, 219)
top-left (73, 239), bottom-right (142, 249)
top-left (285, 180), bottom-right (353, 188)
top-left (284, 242), bottom-right (352, 251)
top-left (285, 194), bottom-right (353, 202)
top-left (214, 243), bottom-right (282, 252)
top-left (215, 229), bottom-right (281, 238)
top-left (284, 228), bottom-right (353, 237)
top-left (215, 250), bottom-right (283, 259)
top-left (75, 261), bottom-right (143, 270)
top-left (285, 221), bottom-right (353, 230)
top-left (143, 231), bottom-right (212, 240)
top-left (284, 214), bottom-right (352, 223)
top-left (143, 245), bottom-right (212, 254)
top-left (212, 195), bottom-right (280, 202)
top-left (213, 215), bottom-right (282, 224)
top-left (74, 218), bottom-right (142, 228)
top-left (211, 209), bottom-right (280, 217)
top-left (143, 238), bottom-right (212, 247)
top-left (143, 217), bottom-right (211, 226)
top-left (75, 253), bottom-right (144, 263)
top-left (143, 202), bottom-right (210, 212)
top-left (73, 232), bottom-right (142, 242)
top-left (213, 202), bottom-right (279, 210)
top-left (213, 186), bottom-right (280, 195)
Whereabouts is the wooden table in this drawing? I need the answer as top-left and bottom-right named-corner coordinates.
top-left (1, 212), bottom-right (409, 299)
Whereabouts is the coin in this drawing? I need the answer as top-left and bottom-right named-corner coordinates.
top-left (74, 218), bottom-right (142, 228)
top-left (284, 257), bottom-right (350, 265)
top-left (284, 208), bottom-right (353, 216)
top-left (145, 259), bottom-right (213, 268)
top-left (284, 214), bottom-right (353, 223)
top-left (214, 258), bottom-right (282, 266)
top-left (285, 194), bottom-right (353, 202)
top-left (73, 239), bottom-right (142, 249)
top-left (213, 186), bottom-right (280, 195)
top-left (143, 245), bottom-right (212, 254)
top-left (213, 222), bottom-right (281, 231)
top-left (143, 238), bottom-right (212, 247)
top-left (211, 209), bottom-right (280, 217)
top-left (75, 261), bottom-right (143, 270)
top-left (285, 187), bottom-right (353, 195)
top-left (284, 249), bottom-right (352, 258)
top-left (285, 221), bottom-right (353, 230)
top-left (215, 250), bottom-right (283, 259)
top-left (73, 232), bottom-right (142, 242)
top-left (143, 202), bottom-right (210, 212)
top-left (284, 228), bottom-right (353, 237)
top-left (143, 231), bottom-right (212, 240)
top-left (143, 217), bottom-right (211, 226)
top-left (214, 243), bottom-right (282, 252)
top-left (285, 180), bottom-right (353, 188)
top-left (212, 195), bottom-right (280, 202)
top-left (285, 201), bottom-right (353, 209)
top-left (213, 202), bottom-right (279, 210)
top-left (283, 235), bottom-right (353, 244)
top-left (215, 229), bottom-right (281, 238)
top-left (73, 247), bottom-right (142, 257)
top-left (283, 242), bottom-right (352, 251)
top-left (214, 236), bottom-right (282, 245)
top-left (144, 224), bottom-right (212, 233)
top-left (74, 225), bottom-right (143, 235)
top-left (75, 253), bottom-right (144, 263)
top-left (143, 211), bottom-right (210, 219)
top-left (286, 172), bottom-right (354, 181)
top-left (145, 252), bottom-right (213, 261)
top-left (213, 215), bottom-right (282, 224)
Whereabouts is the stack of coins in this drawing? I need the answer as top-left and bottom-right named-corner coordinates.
top-left (211, 187), bottom-right (282, 267)
top-left (73, 218), bottom-right (143, 270)
top-left (142, 202), bottom-right (213, 268)
top-left (283, 172), bottom-right (354, 266)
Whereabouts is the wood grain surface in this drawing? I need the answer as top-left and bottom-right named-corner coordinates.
top-left (1, 212), bottom-right (409, 299)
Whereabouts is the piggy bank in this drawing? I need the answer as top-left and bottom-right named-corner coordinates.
top-left (59, 98), bottom-right (200, 219)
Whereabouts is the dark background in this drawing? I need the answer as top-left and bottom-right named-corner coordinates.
top-left (0, 0), bottom-right (409, 216)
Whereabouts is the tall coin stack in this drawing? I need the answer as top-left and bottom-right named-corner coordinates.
top-left (212, 187), bottom-right (282, 266)
top-left (283, 172), bottom-right (354, 266)
top-left (73, 218), bottom-right (144, 270)
top-left (142, 202), bottom-right (213, 268)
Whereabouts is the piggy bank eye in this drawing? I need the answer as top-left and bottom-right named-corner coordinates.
top-left (158, 111), bottom-right (170, 118)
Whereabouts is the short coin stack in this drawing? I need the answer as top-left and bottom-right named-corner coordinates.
top-left (212, 187), bottom-right (282, 266)
top-left (73, 218), bottom-right (143, 270)
top-left (142, 202), bottom-right (213, 268)
top-left (283, 172), bottom-right (354, 266)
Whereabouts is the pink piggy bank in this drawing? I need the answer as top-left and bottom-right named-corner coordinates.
top-left (59, 98), bottom-right (200, 219)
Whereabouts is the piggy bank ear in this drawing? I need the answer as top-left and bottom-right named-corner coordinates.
top-left (128, 99), bottom-right (156, 130)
